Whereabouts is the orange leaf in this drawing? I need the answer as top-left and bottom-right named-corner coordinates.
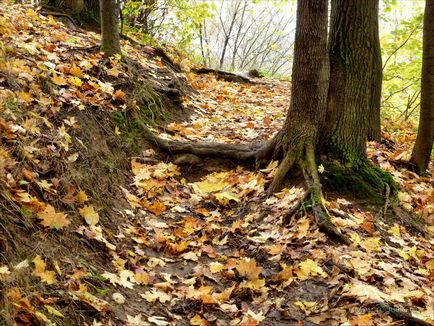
top-left (69, 66), bottom-right (84, 78)
top-left (190, 314), bottom-right (208, 326)
top-left (350, 314), bottom-right (374, 326)
top-left (236, 258), bottom-right (262, 280)
top-left (51, 74), bottom-right (67, 86)
top-left (37, 205), bottom-right (70, 229)
top-left (146, 201), bottom-right (166, 215)
top-left (245, 121), bottom-right (255, 129)
top-left (114, 89), bottom-right (125, 101)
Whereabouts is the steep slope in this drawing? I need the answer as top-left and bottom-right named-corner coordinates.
top-left (0, 3), bottom-right (192, 324)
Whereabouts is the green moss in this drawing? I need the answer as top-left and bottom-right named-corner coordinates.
top-left (322, 161), bottom-right (397, 205)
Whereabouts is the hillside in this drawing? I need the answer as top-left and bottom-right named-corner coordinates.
top-left (0, 3), bottom-right (433, 326)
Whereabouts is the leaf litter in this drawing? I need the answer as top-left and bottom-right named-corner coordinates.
top-left (0, 2), bottom-right (432, 325)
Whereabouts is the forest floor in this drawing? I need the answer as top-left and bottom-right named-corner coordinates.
top-left (0, 3), bottom-right (433, 326)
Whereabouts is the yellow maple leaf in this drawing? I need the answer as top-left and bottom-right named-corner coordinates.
top-left (51, 74), bottom-right (66, 86)
top-left (69, 66), bottom-right (84, 78)
top-left (345, 283), bottom-right (390, 302)
top-left (295, 216), bottom-right (310, 239)
top-left (426, 258), bottom-right (434, 271)
top-left (215, 192), bottom-right (239, 206)
top-left (140, 289), bottom-right (171, 303)
top-left (272, 264), bottom-right (293, 282)
top-left (359, 237), bottom-right (382, 252)
top-left (76, 190), bottom-right (88, 204)
top-left (69, 76), bottom-right (83, 87)
top-left (209, 262), bottom-right (224, 273)
top-left (294, 300), bottom-right (317, 312)
top-left (79, 205), bottom-right (99, 226)
top-left (190, 314), bottom-right (208, 326)
top-left (236, 258), bottom-right (262, 280)
top-left (350, 314), bottom-right (374, 326)
top-left (193, 172), bottom-right (230, 193)
top-left (134, 269), bottom-right (149, 285)
top-left (397, 245), bottom-right (418, 261)
top-left (18, 91), bottom-right (32, 103)
top-left (146, 201), bottom-right (166, 215)
top-left (294, 259), bottom-right (327, 280)
top-left (37, 205), bottom-right (70, 229)
top-left (32, 255), bottom-right (56, 285)
top-left (388, 225), bottom-right (400, 237)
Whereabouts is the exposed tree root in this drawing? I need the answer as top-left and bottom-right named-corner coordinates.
top-left (142, 125), bottom-right (262, 162)
top-left (391, 205), bottom-right (430, 237)
top-left (266, 149), bottom-right (298, 196)
top-left (301, 143), bottom-right (351, 245)
top-left (141, 127), bottom-right (384, 245)
top-left (191, 68), bottom-right (253, 83)
top-left (39, 10), bottom-right (77, 25)
top-left (331, 261), bottom-right (433, 325)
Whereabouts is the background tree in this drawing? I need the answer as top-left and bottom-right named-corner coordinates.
top-left (411, 0), bottom-right (434, 174)
top-left (380, 2), bottom-right (424, 122)
top-left (121, 0), bottom-right (211, 50)
top-left (198, 0), bottom-right (295, 75)
top-left (100, 0), bottom-right (121, 56)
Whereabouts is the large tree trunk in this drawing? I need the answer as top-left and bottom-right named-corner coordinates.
top-left (99, 0), bottom-right (121, 57)
top-left (320, 0), bottom-right (394, 202)
top-left (368, 0), bottom-right (382, 142)
top-left (325, 0), bottom-right (374, 159)
top-left (265, 0), bottom-right (329, 194)
top-left (411, 0), bottom-right (434, 174)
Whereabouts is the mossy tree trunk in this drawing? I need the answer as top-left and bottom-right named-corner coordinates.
top-left (99, 0), bottom-right (121, 57)
top-left (411, 0), bottom-right (434, 174)
top-left (322, 0), bottom-right (391, 200)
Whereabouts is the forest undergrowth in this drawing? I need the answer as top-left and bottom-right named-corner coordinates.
top-left (0, 3), bottom-right (433, 326)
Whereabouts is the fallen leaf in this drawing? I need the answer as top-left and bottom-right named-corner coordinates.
top-left (236, 258), bottom-right (262, 280)
top-left (37, 205), bottom-right (70, 229)
top-left (112, 292), bottom-right (126, 304)
top-left (294, 259), bottom-right (327, 281)
top-left (79, 205), bottom-right (100, 226)
top-left (32, 255), bottom-right (56, 284)
top-left (51, 74), bottom-right (67, 86)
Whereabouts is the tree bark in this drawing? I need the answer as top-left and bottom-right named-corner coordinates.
top-left (325, 0), bottom-right (374, 159)
top-left (411, 0), bottom-right (434, 174)
top-left (99, 0), bottom-right (121, 57)
top-left (266, 0), bottom-right (329, 175)
top-left (368, 0), bottom-right (382, 142)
